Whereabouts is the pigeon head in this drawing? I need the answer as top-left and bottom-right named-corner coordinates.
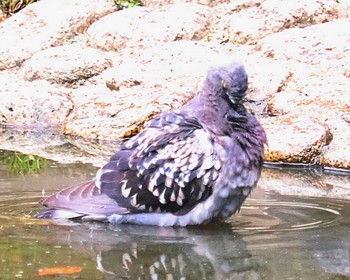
top-left (205, 62), bottom-right (248, 105)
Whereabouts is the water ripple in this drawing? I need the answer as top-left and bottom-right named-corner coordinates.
top-left (230, 196), bottom-right (345, 233)
top-left (0, 192), bottom-right (348, 234)
top-left (0, 192), bottom-right (42, 227)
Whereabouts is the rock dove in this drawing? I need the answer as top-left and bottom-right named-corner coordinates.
top-left (36, 61), bottom-right (267, 226)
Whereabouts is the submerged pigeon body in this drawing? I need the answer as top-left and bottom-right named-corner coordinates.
top-left (36, 62), bottom-right (267, 226)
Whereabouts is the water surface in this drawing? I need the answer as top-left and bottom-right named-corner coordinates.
top-left (0, 160), bottom-right (349, 279)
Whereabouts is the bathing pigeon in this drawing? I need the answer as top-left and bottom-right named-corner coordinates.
top-left (36, 61), bottom-right (267, 226)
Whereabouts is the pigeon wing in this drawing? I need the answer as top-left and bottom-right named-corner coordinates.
top-left (97, 111), bottom-right (221, 215)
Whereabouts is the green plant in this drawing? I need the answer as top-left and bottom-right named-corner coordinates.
top-left (115, 0), bottom-right (141, 9)
top-left (0, 150), bottom-right (47, 175)
top-left (0, 0), bottom-right (37, 16)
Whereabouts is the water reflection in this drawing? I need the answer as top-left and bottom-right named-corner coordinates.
top-left (261, 163), bottom-right (350, 200)
top-left (43, 223), bottom-right (259, 279)
top-left (0, 159), bottom-right (350, 279)
top-left (307, 224), bottom-right (350, 277)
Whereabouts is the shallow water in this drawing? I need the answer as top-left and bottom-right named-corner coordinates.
top-left (0, 160), bottom-right (349, 280)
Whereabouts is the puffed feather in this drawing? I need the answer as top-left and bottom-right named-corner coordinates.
top-left (36, 61), bottom-right (267, 226)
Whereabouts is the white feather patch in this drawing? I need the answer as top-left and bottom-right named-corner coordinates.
top-left (121, 180), bottom-right (131, 198)
top-left (194, 129), bottom-right (213, 156)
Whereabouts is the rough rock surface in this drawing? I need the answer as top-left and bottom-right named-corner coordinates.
top-left (212, 0), bottom-right (350, 44)
top-left (87, 3), bottom-right (213, 51)
top-left (22, 45), bottom-right (113, 85)
top-left (0, 0), bottom-right (349, 170)
top-left (0, 73), bottom-right (72, 126)
top-left (261, 117), bottom-right (333, 164)
top-left (0, 0), bottom-right (117, 70)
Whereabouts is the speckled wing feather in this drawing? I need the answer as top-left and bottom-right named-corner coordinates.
top-left (96, 111), bottom-right (220, 215)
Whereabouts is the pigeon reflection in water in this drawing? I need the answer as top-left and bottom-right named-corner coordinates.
top-left (48, 223), bottom-right (260, 279)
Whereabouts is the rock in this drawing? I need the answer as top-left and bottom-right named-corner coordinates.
top-left (63, 41), bottom-right (238, 140)
top-left (86, 3), bottom-right (213, 51)
top-left (266, 64), bottom-right (349, 117)
top-left (141, 0), bottom-right (229, 7)
top-left (321, 118), bottom-right (350, 169)
top-left (256, 19), bottom-right (350, 64)
top-left (21, 45), bottom-right (113, 85)
top-left (211, 0), bottom-right (349, 45)
top-left (261, 116), bottom-right (333, 164)
top-left (104, 41), bottom-right (226, 82)
top-left (62, 65), bottom-right (202, 140)
top-left (0, 0), bottom-right (117, 70)
top-left (0, 73), bottom-right (72, 126)
top-left (0, 0), bottom-right (349, 171)
top-left (256, 20), bottom-right (350, 168)
top-left (0, 127), bottom-right (115, 167)
top-left (240, 53), bottom-right (293, 113)
top-left (62, 85), bottom-right (165, 139)
top-left (133, 41), bottom-right (230, 77)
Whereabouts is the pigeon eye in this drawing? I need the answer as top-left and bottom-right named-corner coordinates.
top-left (221, 80), bottom-right (227, 89)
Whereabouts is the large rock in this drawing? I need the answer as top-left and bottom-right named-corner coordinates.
top-left (21, 45), bottom-right (113, 85)
top-left (211, 0), bottom-right (349, 44)
top-left (256, 20), bottom-right (350, 168)
top-left (62, 84), bottom-right (164, 139)
top-left (122, 40), bottom-right (232, 81)
top-left (256, 19), bottom-right (350, 65)
top-left (0, 0), bottom-right (349, 171)
top-left (321, 119), bottom-right (350, 169)
top-left (87, 3), bottom-right (213, 51)
top-left (261, 116), bottom-right (333, 164)
top-left (61, 41), bottom-right (235, 140)
top-left (141, 0), bottom-right (230, 7)
top-left (0, 73), bottom-right (72, 126)
top-left (0, 0), bottom-right (116, 70)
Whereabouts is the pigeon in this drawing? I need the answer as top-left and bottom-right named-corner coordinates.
top-left (36, 61), bottom-right (267, 226)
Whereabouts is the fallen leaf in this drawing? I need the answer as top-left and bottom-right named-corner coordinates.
top-left (37, 266), bottom-right (83, 276)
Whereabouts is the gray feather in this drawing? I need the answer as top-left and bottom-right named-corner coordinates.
top-left (36, 61), bottom-right (267, 226)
